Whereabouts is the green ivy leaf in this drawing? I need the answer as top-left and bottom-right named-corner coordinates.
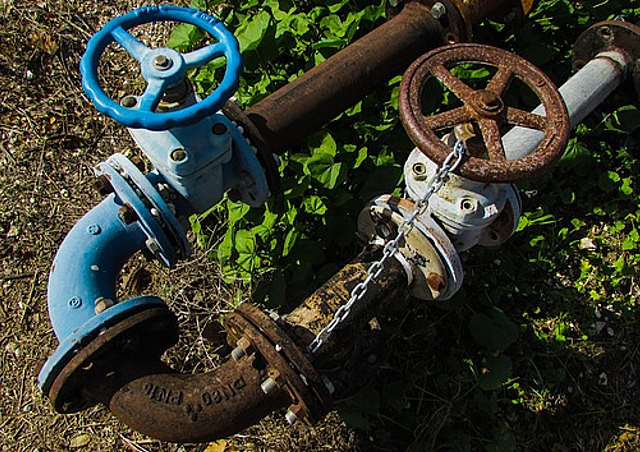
top-left (282, 228), bottom-right (298, 257)
top-left (167, 24), bottom-right (205, 51)
top-left (307, 131), bottom-right (337, 156)
top-left (304, 152), bottom-right (346, 189)
top-left (236, 10), bottom-right (271, 52)
top-left (303, 195), bottom-right (328, 215)
top-left (469, 308), bottom-right (519, 351)
top-left (477, 354), bottom-right (513, 390)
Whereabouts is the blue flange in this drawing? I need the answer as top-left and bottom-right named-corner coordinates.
top-left (80, 5), bottom-right (242, 130)
top-left (39, 154), bottom-right (189, 395)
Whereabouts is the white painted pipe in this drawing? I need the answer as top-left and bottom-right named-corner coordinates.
top-left (503, 49), bottom-right (631, 160)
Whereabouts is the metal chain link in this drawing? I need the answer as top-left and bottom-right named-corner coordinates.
top-left (309, 140), bottom-right (466, 353)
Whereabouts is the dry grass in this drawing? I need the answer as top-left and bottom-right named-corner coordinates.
top-left (0, 1), bottom-right (354, 450)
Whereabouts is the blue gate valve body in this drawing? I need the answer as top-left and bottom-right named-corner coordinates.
top-left (39, 6), bottom-right (269, 402)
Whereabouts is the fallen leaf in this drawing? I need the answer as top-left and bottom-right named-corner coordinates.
top-left (204, 440), bottom-right (228, 452)
top-left (69, 433), bottom-right (91, 449)
top-left (30, 31), bottom-right (59, 55)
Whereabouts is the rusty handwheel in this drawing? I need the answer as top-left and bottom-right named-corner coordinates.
top-left (399, 43), bottom-right (570, 182)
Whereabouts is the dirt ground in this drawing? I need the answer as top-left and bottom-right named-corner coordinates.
top-left (0, 0), bottom-right (357, 450)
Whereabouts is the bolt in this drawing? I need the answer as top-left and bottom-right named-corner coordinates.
top-left (121, 96), bottom-right (137, 108)
top-left (68, 297), bottom-right (82, 309)
top-left (231, 346), bottom-right (246, 361)
top-left (322, 375), bottom-right (335, 394)
top-left (87, 224), bottom-right (101, 235)
top-left (94, 297), bottom-right (115, 314)
top-left (285, 409), bottom-right (298, 425)
top-left (427, 272), bottom-right (446, 292)
top-left (212, 122), bottom-right (228, 135)
top-left (268, 310), bottom-right (281, 324)
top-left (375, 222), bottom-right (393, 239)
top-left (460, 198), bottom-right (477, 213)
top-left (431, 2), bottom-right (446, 20)
top-left (412, 162), bottom-right (428, 181)
top-left (145, 237), bottom-right (161, 255)
top-left (92, 174), bottom-right (113, 196)
top-left (260, 377), bottom-right (279, 394)
top-left (599, 26), bottom-right (613, 41)
top-left (285, 404), bottom-right (307, 425)
top-left (231, 336), bottom-right (255, 361)
top-left (118, 205), bottom-right (137, 225)
top-left (153, 54), bottom-right (172, 69)
top-left (170, 148), bottom-right (187, 162)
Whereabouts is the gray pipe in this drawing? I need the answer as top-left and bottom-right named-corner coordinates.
top-left (503, 49), bottom-right (631, 160)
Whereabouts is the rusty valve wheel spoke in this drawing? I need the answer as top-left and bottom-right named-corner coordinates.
top-left (486, 67), bottom-right (515, 96)
top-left (478, 118), bottom-right (506, 160)
top-left (424, 106), bottom-right (473, 130)
top-left (431, 64), bottom-right (476, 103)
top-left (505, 107), bottom-right (547, 130)
top-left (399, 43), bottom-right (570, 182)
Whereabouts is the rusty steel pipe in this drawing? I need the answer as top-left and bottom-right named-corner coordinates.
top-left (285, 246), bottom-right (410, 363)
top-left (246, 2), bottom-right (444, 155)
top-left (75, 247), bottom-right (409, 443)
top-left (100, 356), bottom-right (291, 443)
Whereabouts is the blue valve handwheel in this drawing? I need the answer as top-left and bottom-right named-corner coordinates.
top-left (80, 5), bottom-right (242, 130)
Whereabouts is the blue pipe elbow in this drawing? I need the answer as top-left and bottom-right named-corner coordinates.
top-left (48, 194), bottom-right (147, 340)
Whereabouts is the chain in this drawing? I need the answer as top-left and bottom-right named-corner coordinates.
top-left (308, 140), bottom-right (466, 353)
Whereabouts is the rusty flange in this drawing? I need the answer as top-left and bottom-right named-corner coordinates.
top-left (47, 307), bottom-right (178, 413)
top-left (225, 305), bottom-right (332, 424)
top-left (387, 0), bottom-right (535, 41)
top-left (573, 20), bottom-right (640, 96)
top-left (399, 43), bottom-right (570, 182)
top-left (222, 100), bottom-right (281, 194)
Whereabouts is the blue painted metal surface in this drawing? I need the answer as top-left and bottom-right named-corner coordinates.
top-left (80, 5), bottom-right (242, 130)
top-left (39, 154), bottom-right (189, 391)
top-left (41, 6), bottom-right (271, 401)
top-left (128, 112), bottom-right (270, 212)
top-left (38, 296), bottom-right (166, 394)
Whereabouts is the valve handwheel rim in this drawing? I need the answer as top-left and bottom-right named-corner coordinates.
top-left (80, 5), bottom-right (242, 130)
top-left (399, 43), bottom-right (570, 182)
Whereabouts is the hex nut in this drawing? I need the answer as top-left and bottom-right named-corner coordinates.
top-left (212, 123), bottom-right (228, 135)
top-left (431, 2), bottom-right (446, 20)
top-left (121, 96), bottom-right (137, 108)
top-left (236, 336), bottom-right (255, 355)
top-left (285, 404), bottom-right (307, 425)
top-left (260, 377), bottom-right (279, 394)
top-left (153, 54), bottom-right (172, 69)
top-left (118, 205), bottom-right (137, 225)
top-left (94, 297), bottom-right (115, 314)
top-left (170, 148), bottom-right (187, 162)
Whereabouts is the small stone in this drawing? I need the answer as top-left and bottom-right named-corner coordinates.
top-left (579, 237), bottom-right (597, 250)
top-left (598, 372), bottom-right (608, 386)
top-left (607, 327), bottom-right (614, 336)
top-left (69, 433), bottom-right (91, 449)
